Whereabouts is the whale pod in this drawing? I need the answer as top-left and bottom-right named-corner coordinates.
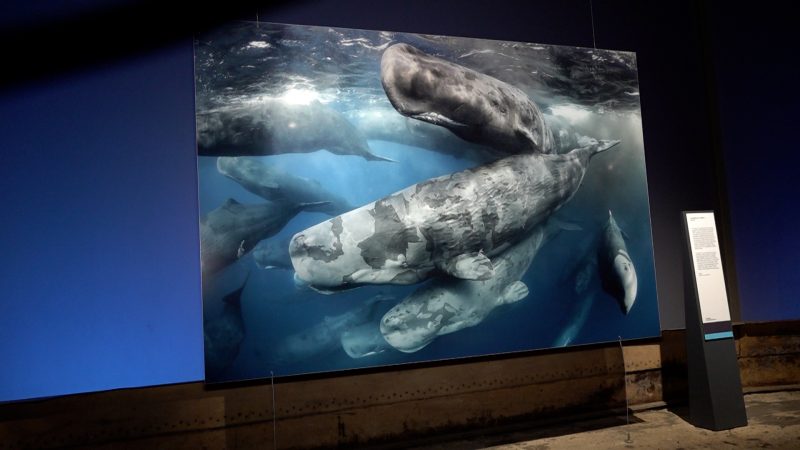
top-left (290, 140), bottom-right (619, 292)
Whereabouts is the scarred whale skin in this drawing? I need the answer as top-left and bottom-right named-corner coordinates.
top-left (380, 220), bottom-right (566, 353)
top-left (217, 157), bottom-right (353, 216)
top-left (196, 99), bottom-right (392, 162)
top-left (381, 43), bottom-right (555, 155)
top-left (289, 140), bottom-right (619, 291)
top-left (598, 210), bottom-right (638, 314)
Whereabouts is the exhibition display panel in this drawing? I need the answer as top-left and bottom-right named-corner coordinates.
top-left (195, 21), bottom-right (661, 383)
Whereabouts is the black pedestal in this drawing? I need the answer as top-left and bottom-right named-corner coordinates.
top-left (682, 212), bottom-right (747, 431)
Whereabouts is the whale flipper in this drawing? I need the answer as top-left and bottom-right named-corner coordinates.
top-left (361, 152), bottom-right (398, 163)
top-left (501, 281), bottom-right (529, 304)
top-left (438, 252), bottom-right (494, 280)
top-left (298, 201), bottom-right (332, 210)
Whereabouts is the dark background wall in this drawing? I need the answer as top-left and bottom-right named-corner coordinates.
top-left (0, 0), bottom-right (793, 403)
top-left (703, 3), bottom-right (800, 322)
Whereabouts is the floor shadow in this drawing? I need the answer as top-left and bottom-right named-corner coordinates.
top-left (659, 329), bottom-right (690, 423)
top-left (361, 409), bottom-right (644, 450)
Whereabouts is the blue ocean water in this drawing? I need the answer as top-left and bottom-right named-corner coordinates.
top-left (196, 22), bottom-right (660, 383)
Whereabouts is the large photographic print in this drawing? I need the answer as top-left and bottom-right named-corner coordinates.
top-left (196, 22), bottom-right (660, 383)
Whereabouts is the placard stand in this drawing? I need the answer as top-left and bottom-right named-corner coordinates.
top-left (681, 211), bottom-right (747, 430)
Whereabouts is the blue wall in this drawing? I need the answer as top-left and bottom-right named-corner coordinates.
top-left (0, 44), bottom-right (203, 401)
top-left (1, 0), bottom-right (793, 403)
top-left (706, 4), bottom-right (800, 322)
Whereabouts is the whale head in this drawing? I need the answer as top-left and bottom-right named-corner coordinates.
top-left (289, 200), bottom-right (431, 292)
top-left (379, 300), bottom-right (443, 353)
top-left (613, 252), bottom-right (638, 314)
top-left (340, 323), bottom-right (389, 359)
top-left (289, 215), bottom-right (361, 291)
top-left (379, 283), bottom-right (465, 353)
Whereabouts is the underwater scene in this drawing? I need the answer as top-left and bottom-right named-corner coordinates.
top-left (195, 22), bottom-right (660, 383)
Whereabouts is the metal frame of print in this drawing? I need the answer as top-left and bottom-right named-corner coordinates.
top-left (195, 21), bottom-right (660, 383)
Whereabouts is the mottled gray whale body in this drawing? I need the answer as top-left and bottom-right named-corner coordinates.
top-left (381, 43), bottom-right (555, 155)
top-left (200, 198), bottom-right (325, 277)
top-left (217, 157), bottom-right (353, 216)
top-left (380, 220), bottom-right (567, 353)
top-left (597, 210), bottom-right (638, 314)
top-left (196, 99), bottom-right (392, 162)
top-left (290, 140), bottom-right (619, 292)
top-left (204, 275), bottom-right (248, 378)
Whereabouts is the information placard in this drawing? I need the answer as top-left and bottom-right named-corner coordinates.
top-left (683, 211), bottom-right (733, 340)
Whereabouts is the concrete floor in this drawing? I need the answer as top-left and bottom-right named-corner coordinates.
top-left (401, 390), bottom-right (800, 449)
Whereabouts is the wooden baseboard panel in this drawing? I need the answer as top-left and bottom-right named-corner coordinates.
top-left (1, 321), bottom-right (797, 449)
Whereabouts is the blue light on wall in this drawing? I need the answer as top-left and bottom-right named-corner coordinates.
top-left (0, 42), bottom-right (204, 402)
top-left (705, 3), bottom-right (800, 323)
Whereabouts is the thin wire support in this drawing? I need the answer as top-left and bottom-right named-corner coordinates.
top-left (619, 336), bottom-right (633, 444)
top-left (271, 370), bottom-right (277, 449)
